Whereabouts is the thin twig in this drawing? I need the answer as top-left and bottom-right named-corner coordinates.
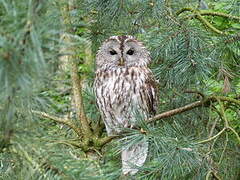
top-left (176, 7), bottom-right (193, 16)
top-left (215, 96), bottom-right (240, 106)
top-left (197, 128), bottom-right (226, 144)
top-left (184, 90), bottom-right (205, 99)
top-left (209, 118), bottom-right (219, 138)
top-left (216, 98), bottom-right (229, 127)
top-left (218, 133), bottom-right (228, 164)
top-left (228, 127), bottom-right (240, 143)
top-left (197, 97), bottom-right (240, 145)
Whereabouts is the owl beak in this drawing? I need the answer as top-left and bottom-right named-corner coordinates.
top-left (118, 57), bottom-right (125, 66)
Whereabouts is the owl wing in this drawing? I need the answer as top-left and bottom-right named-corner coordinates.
top-left (122, 70), bottom-right (158, 175)
top-left (143, 70), bottom-right (158, 116)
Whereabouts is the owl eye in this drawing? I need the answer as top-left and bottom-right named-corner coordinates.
top-left (127, 49), bottom-right (134, 55)
top-left (109, 50), bottom-right (117, 55)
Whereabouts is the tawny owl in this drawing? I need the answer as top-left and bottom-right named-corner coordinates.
top-left (94, 35), bottom-right (158, 175)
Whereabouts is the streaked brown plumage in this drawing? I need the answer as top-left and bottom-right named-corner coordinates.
top-left (94, 35), bottom-right (158, 175)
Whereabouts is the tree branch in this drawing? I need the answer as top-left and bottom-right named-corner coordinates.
top-left (33, 94), bottom-right (239, 148)
top-left (215, 96), bottom-right (240, 106)
top-left (97, 136), bottom-right (118, 147)
top-left (147, 100), bottom-right (205, 123)
top-left (176, 7), bottom-right (193, 16)
top-left (32, 110), bottom-right (82, 137)
top-left (147, 95), bottom-right (240, 124)
top-left (184, 90), bottom-right (205, 99)
top-left (177, 8), bottom-right (240, 21)
top-left (195, 12), bottom-right (227, 35)
top-left (51, 140), bottom-right (86, 149)
top-left (199, 11), bottom-right (240, 21)
top-left (62, 1), bottom-right (92, 137)
top-left (176, 7), bottom-right (240, 35)
top-left (70, 59), bottom-right (92, 137)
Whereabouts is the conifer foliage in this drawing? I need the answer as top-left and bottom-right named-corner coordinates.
top-left (0, 0), bottom-right (240, 179)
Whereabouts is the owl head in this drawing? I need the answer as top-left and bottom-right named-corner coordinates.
top-left (96, 35), bottom-right (151, 70)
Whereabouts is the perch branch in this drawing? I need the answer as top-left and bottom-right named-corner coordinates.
top-left (148, 95), bottom-right (240, 124)
top-left (32, 110), bottom-right (82, 137)
top-left (176, 7), bottom-right (193, 16)
top-left (147, 100), bottom-right (205, 123)
top-left (96, 95), bottom-right (240, 146)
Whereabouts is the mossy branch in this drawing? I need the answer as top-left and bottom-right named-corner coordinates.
top-left (176, 7), bottom-right (240, 35)
top-left (176, 7), bottom-right (240, 21)
top-left (32, 110), bottom-right (82, 137)
top-left (176, 7), bottom-right (193, 16)
top-left (62, 0), bottom-right (92, 137)
top-left (70, 59), bottom-right (92, 137)
top-left (195, 12), bottom-right (227, 35)
top-left (199, 11), bottom-right (240, 21)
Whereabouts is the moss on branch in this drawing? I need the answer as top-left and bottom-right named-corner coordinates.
top-left (199, 11), bottom-right (240, 21)
top-left (32, 110), bottom-right (82, 137)
top-left (176, 7), bottom-right (240, 35)
top-left (70, 58), bottom-right (92, 137)
top-left (195, 12), bottom-right (227, 35)
top-left (177, 8), bottom-right (240, 21)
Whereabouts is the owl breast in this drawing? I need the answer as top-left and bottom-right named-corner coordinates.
top-left (94, 66), bottom-right (156, 135)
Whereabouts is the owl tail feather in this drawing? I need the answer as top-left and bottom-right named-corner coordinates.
top-left (121, 140), bottom-right (148, 175)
